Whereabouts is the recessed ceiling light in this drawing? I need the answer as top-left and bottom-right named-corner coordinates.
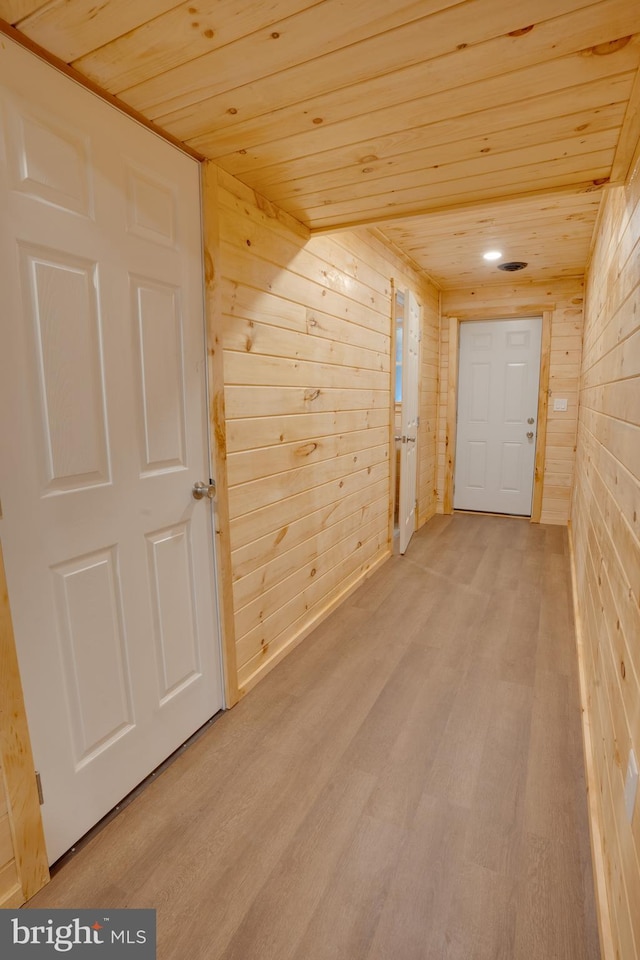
top-left (483, 250), bottom-right (502, 261)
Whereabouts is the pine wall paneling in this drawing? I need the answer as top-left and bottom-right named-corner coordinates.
top-left (570, 170), bottom-right (640, 960)
top-left (0, 541), bottom-right (49, 905)
top-left (211, 167), bottom-right (439, 694)
top-left (437, 278), bottom-right (585, 525)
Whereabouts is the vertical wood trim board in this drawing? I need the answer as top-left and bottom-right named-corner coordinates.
top-left (570, 173), bottom-right (640, 960)
top-left (437, 278), bottom-right (585, 524)
top-left (202, 163), bottom-right (240, 707)
top-left (443, 316), bottom-right (458, 515)
top-left (0, 541), bottom-right (49, 904)
top-left (417, 279), bottom-right (440, 527)
top-left (531, 309), bottom-right (553, 523)
top-left (388, 279), bottom-right (397, 548)
top-left (212, 169), bottom-right (439, 694)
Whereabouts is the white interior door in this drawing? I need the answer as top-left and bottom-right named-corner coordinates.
top-left (454, 317), bottom-right (542, 516)
top-left (398, 289), bottom-right (420, 554)
top-left (0, 38), bottom-right (223, 864)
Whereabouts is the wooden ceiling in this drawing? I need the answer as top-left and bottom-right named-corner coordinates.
top-left (1, 0), bottom-right (640, 287)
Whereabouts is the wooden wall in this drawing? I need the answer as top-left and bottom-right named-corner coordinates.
top-left (0, 542), bottom-right (49, 906)
top-left (0, 764), bottom-right (21, 907)
top-left (437, 278), bottom-right (585, 524)
top-left (570, 172), bottom-right (640, 960)
top-left (208, 167), bottom-right (439, 696)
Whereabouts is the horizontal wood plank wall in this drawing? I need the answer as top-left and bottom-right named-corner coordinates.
top-left (437, 278), bottom-right (585, 524)
top-left (571, 173), bottom-right (640, 960)
top-left (214, 169), bottom-right (439, 694)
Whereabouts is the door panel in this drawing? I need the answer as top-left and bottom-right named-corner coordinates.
top-left (133, 277), bottom-right (187, 472)
top-left (21, 246), bottom-right (110, 492)
top-left (454, 317), bottom-right (542, 515)
top-left (0, 37), bottom-right (223, 864)
top-left (52, 548), bottom-right (134, 765)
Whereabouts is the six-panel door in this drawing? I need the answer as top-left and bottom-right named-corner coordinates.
top-left (454, 317), bottom-right (542, 516)
top-left (0, 37), bottom-right (223, 864)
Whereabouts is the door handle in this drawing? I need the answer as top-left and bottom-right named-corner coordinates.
top-left (526, 431), bottom-right (534, 440)
top-left (192, 480), bottom-right (216, 500)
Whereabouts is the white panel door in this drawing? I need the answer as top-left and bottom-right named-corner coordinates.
top-left (0, 37), bottom-right (223, 863)
top-left (399, 290), bottom-right (420, 554)
top-left (454, 317), bottom-right (542, 516)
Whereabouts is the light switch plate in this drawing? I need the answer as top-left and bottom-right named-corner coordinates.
top-left (553, 398), bottom-right (568, 412)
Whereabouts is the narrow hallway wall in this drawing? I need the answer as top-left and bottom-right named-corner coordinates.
top-left (207, 168), bottom-right (439, 694)
top-left (571, 170), bottom-right (640, 960)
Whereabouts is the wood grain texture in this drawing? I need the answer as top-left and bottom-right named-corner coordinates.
top-left (2, 0), bottom-right (639, 268)
top-left (438, 279), bottom-right (584, 524)
top-left (531, 310), bottom-right (552, 522)
top-left (27, 514), bottom-right (599, 960)
top-left (202, 163), bottom-right (239, 708)
top-left (0, 541), bottom-right (49, 902)
top-left (214, 170), bottom-right (439, 693)
top-left (570, 169), bottom-right (640, 960)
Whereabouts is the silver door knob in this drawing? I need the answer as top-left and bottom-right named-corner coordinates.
top-left (192, 480), bottom-right (216, 500)
top-left (526, 431), bottom-right (534, 439)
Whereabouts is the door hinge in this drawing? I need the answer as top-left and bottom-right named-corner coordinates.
top-left (35, 771), bottom-right (44, 805)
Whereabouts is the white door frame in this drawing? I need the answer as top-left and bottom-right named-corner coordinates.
top-left (443, 310), bottom-right (552, 521)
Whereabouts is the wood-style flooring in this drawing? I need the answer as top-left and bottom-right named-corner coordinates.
top-left (28, 514), bottom-right (600, 960)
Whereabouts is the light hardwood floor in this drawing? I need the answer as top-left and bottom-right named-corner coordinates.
top-left (28, 514), bottom-right (600, 960)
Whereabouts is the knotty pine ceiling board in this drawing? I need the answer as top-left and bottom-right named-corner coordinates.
top-left (1, 0), bottom-right (640, 286)
top-left (375, 191), bottom-right (603, 288)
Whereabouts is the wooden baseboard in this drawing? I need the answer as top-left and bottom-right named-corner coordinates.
top-left (0, 883), bottom-right (25, 908)
top-left (567, 521), bottom-right (613, 960)
top-left (237, 549), bottom-right (391, 696)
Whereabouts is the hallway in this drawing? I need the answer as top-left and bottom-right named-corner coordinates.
top-left (28, 514), bottom-right (600, 960)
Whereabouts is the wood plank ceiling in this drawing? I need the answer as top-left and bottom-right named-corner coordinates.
top-left (1, 0), bottom-right (640, 287)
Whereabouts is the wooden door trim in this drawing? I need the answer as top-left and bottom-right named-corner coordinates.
top-left (443, 310), bottom-right (552, 521)
top-left (202, 163), bottom-right (239, 707)
top-left (388, 279), bottom-right (398, 551)
top-left (0, 542), bottom-right (49, 904)
top-left (531, 311), bottom-right (552, 522)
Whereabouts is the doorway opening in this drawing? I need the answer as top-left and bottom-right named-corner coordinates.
top-left (450, 314), bottom-right (549, 519)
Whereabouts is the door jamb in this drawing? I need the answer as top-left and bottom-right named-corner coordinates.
top-left (443, 309), bottom-right (552, 522)
top-left (202, 163), bottom-right (239, 707)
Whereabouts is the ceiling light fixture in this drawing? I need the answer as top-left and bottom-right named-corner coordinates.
top-left (483, 250), bottom-right (502, 261)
